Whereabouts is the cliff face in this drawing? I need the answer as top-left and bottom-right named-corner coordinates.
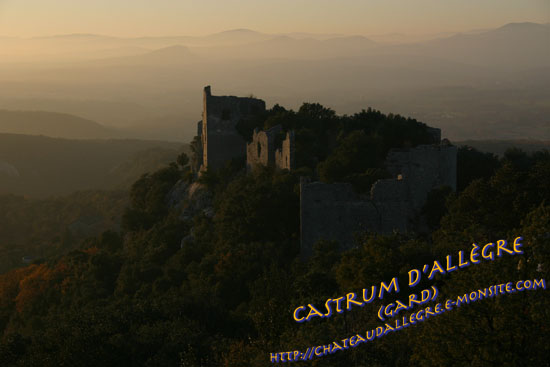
top-left (166, 180), bottom-right (213, 221)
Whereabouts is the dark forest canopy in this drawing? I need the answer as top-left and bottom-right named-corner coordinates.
top-left (0, 191), bottom-right (129, 274)
top-left (0, 133), bottom-right (187, 197)
top-left (0, 102), bottom-right (548, 366)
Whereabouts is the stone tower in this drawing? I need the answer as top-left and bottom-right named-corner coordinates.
top-left (200, 86), bottom-right (266, 172)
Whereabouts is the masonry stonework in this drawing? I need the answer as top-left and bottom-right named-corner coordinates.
top-left (194, 87), bottom-right (457, 260)
top-left (300, 142), bottom-right (457, 258)
top-left (246, 125), bottom-right (295, 171)
top-left (200, 86), bottom-right (266, 172)
top-left (246, 125), bottom-right (281, 169)
top-left (275, 130), bottom-right (295, 170)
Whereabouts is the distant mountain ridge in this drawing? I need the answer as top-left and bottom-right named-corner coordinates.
top-left (456, 139), bottom-right (550, 156)
top-left (414, 21), bottom-right (550, 68)
top-left (29, 21), bottom-right (545, 66)
top-left (0, 110), bottom-right (119, 139)
top-left (1, 22), bottom-right (548, 142)
top-left (21, 22), bottom-right (548, 45)
top-left (99, 44), bottom-right (198, 65)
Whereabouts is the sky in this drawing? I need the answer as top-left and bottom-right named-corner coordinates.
top-left (0, 0), bottom-right (549, 37)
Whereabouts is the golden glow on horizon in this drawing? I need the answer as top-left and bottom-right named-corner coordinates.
top-left (0, 0), bottom-right (548, 37)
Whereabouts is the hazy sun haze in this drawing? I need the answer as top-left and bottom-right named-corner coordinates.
top-left (0, 0), bottom-right (548, 37)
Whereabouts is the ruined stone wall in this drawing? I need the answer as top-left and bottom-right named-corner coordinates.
top-left (385, 144), bottom-right (457, 211)
top-left (246, 125), bottom-right (282, 170)
top-left (247, 125), bottom-right (295, 171)
top-left (299, 177), bottom-right (410, 258)
top-left (197, 120), bottom-right (202, 137)
top-left (426, 127), bottom-right (442, 143)
top-left (275, 131), bottom-right (295, 170)
top-left (300, 179), bottom-right (377, 258)
top-left (370, 177), bottom-right (411, 232)
top-left (201, 86), bottom-right (266, 171)
top-left (300, 142), bottom-right (457, 258)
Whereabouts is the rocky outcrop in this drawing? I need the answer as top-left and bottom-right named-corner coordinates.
top-left (166, 181), bottom-right (214, 221)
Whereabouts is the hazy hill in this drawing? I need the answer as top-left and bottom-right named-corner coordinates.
top-left (0, 110), bottom-right (119, 139)
top-left (34, 33), bottom-right (118, 41)
top-left (0, 22), bottom-right (548, 142)
top-left (120, 114), bottom-right (199, 142)
top-left (455, 139), bottom-right (550, 156)
top-left (199, 34), bottom-right (378, 59)
top-left (98, 45), bottom-right (199, 66)
top-left (204, 29), bottom-right (272, 45)
top-left (413, 22), bottom-right (550, 69)
top-left (0, 29), bottom-right (273, 63)
top-left (0, 134), bottom-right (187, 197)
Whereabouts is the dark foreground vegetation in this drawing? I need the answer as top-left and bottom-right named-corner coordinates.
top-left (0, 103), bottom-right (548, 366)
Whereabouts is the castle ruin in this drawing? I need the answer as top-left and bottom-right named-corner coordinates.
top-left (199, 86), bottom-right (266, 172)
top-left (246, 125), bottom-right (295, 171)
top-left (300, 140), bottom-right (457, 258)
top-left (193, 87), bottom-right (457, 259)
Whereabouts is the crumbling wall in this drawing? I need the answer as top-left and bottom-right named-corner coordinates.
top-left (246, 125), bottom-right (282, 170)
top-left (299, 177), bottom-right (410, 259)
top-left (275, 131), bottom-right (295, 170)
top-left (300, 142), bottom-right (457, 258)
top-left (194, 120), bottom-right (204, 172)
top-left (300, 179), bottom-right (379, 258)
top-left (201, 86), bottom-right (266, 171)
top-left (247, 125), bottom-right (295, 171)
top-left (385, 143), bottom-right (457, 211)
